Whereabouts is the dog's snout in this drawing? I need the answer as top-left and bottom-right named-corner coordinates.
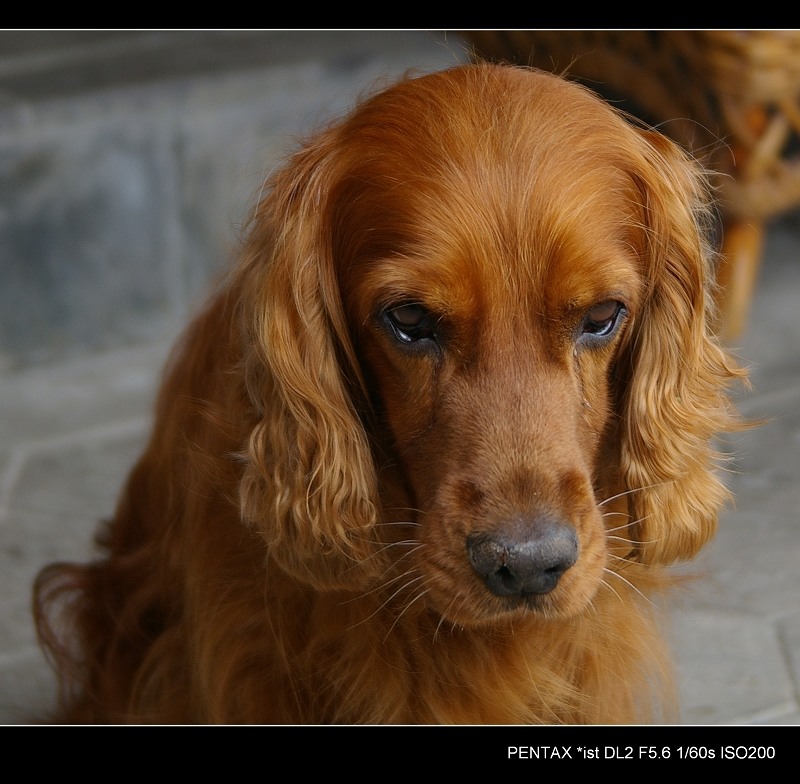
top-left (466, 519), bottom-right (578, 597)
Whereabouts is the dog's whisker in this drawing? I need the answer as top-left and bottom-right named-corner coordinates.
top-left (598, 575), bottom-right (626, 604)
top-left (346, 573), bottom-right (427, 630)
top-left (602, 568), bottom-right (656, 608)
top-left (600, 510), bottom-right (630, 520)
top-left (374, 573), bottom-right (426, 618)
top-left (604, 511), bottom-right (657, 535)
top-left (338, 537), bottom-right (422, 577)
top-left (373, 518), bottom-right (423, 529)
top-left (604, 521), bottom-right (637, 534)
top-left (383, 584), bottom-right (433, 643)
top-left (350, 537), bottom-right (421, 557)
top-left (606, 552), bottom-right (643, 571)
top-left (432, 592), bottom-right (471, 643)
top-left (340, 553), bottom-right (426, 604)
top-left (607, 549), bottom-right (634, 559)
top-left (597, 481), bottom-right (675, 508)
top-left (606, 534), bottom-right (662, 548)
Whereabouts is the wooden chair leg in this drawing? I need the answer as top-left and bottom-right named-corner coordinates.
top-left (715, 218), bottom-right (765, 342)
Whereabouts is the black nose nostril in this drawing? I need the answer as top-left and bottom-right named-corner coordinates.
top-left (466, 520), bottom-right (578, 597)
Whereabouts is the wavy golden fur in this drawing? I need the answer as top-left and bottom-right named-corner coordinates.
top-left (33, 63), bottom-right (744, 724)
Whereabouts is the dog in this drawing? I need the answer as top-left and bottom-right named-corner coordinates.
top-left (33, 62), bottom-right (745, 724)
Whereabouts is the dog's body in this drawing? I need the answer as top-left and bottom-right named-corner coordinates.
top-left (34, 63), bottom-right (743, 724)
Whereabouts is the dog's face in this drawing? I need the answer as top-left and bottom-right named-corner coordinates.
top-left (242, 64), bottom-right (740, 626)
top-left (350, 245), bottom-right (643, 624)
top-left (332, 69), bottom-right (649, 624)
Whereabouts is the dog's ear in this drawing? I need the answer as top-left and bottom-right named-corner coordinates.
top-left (235, 130), bottom-right (386, 590)
top-left (616, 128), bottom-right (746, 565)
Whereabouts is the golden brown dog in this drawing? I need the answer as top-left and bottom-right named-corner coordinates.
top-left (33, 63), bottom-right (744, 724)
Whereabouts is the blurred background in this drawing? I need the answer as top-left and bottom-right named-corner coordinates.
top-left (0, 29), bottom-right (798, 725)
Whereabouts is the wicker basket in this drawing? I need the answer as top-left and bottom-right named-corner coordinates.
top-left (464, 30), bottom-right (800, 338)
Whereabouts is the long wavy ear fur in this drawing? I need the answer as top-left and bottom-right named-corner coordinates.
top-left (617, 128), bottom-right (746, 565)
top-left (234, 128), bottom-right (386, 590)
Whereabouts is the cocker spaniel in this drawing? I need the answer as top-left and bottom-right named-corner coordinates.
top-left (33, 63), bottom-right (744, 724)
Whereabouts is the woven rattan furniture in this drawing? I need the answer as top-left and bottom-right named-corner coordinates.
top-left (465, 30), bottom-right (800, 339)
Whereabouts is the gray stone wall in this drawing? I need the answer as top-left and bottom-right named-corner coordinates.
top-left (0, 30), bottom-right (468, 370)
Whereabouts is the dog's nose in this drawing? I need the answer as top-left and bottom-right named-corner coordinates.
top-left (466, 519), bottom-right (578, 596)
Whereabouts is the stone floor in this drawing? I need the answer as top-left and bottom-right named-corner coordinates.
top-left (0, 30), bottom-right (798, 726)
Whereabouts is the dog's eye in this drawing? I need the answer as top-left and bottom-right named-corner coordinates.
top-left (579, 300), bottom-right (626, 343)
top-left (384, 303), bottom-right (439, 344)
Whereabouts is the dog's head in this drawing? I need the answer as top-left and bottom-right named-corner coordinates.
top-left (237, 64), bottom-right (743, 624)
